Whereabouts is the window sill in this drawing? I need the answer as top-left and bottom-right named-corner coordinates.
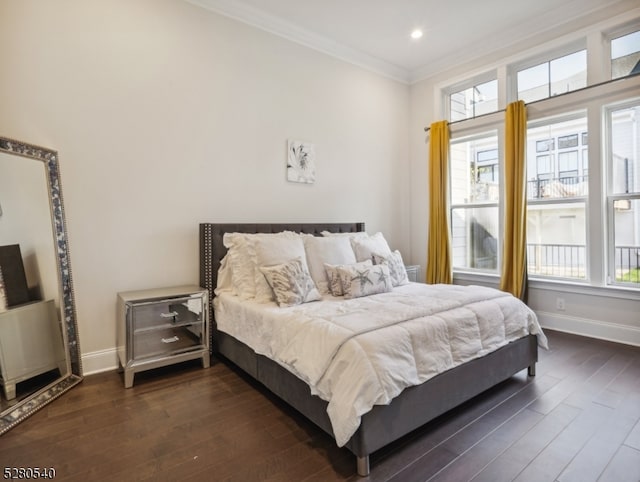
top-left (453, 270), bottom-right (640, 301)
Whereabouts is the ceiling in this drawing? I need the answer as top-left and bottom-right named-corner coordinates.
top-left (186, 0), bottom-right (635, 83)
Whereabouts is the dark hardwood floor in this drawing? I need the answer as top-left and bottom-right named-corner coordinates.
top-left (1, 330), bottom-right (639, 481)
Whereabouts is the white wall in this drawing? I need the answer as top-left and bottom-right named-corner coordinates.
top-left (0, 0), bottom-right (410, 372)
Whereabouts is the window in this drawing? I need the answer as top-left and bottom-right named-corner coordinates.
top-left (517, 50), bottom-right (587, 103)
top-left (611, 30), bottom-right (640, 79)
top-left (527, 117), bottom-right (588, 280)
top-left (607, 103), bottom-right (640, 286)
top-left (450, 134), bottom-right (499, 271)
top-left (449, 79), bottom-right (498, 121)
top-left (442, 17), bottom-right (640, 291)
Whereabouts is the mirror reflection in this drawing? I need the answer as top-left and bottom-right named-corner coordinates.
top-left (0, 138), bottom-right (82, 434)
top-left (0, 152), bottom-right (68, 411)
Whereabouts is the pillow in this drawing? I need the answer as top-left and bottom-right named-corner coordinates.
top-left (336, 263), bottom-right (392, 299)
top-left (252, 232), bottom-right (309, 303)
top-left (324, 259), bottom-right (372, 296)
top-left (302, 235), bottom-right (357, 294)
top-left (321, 230), bottom-right (369, 239)
top-left (373, 250), bottom-right (409, 287)
top-left (259, 258), bottom-right (322, 307)
top-left (351, 232), bottom-right (392, 262)
top-left (223, 233), bottom-right (256, 299)
top-left (214, 253), bottom-right (234, 295)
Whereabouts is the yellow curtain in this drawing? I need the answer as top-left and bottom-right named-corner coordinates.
top-left (426, 120), bottom-right (452, 284)
top-left (500, 100), bottom-right (528, 300)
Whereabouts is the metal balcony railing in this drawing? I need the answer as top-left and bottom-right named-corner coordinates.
top-left (615, 245), bottom-right (640, 283)
top-left (526, 243), bottom-right (640, 284)
top-left (527, 243), bottom-right (586, 278)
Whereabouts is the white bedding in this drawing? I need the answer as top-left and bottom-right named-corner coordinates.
top-left (214, 282), bottom-right (547, 447)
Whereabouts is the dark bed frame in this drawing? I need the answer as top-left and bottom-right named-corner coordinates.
top-left (199, 222), bottom-right (538, 476)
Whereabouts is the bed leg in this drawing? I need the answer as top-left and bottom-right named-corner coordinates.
top-left (528, 363), bottom-right (536, 377)
top-left (357, 455), bottom-right (370, 476)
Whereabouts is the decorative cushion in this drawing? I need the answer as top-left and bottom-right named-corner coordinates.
top-left (351, 232), bottom-right (392, 262)
top-left (259, 258), bottom-right (322, 307)
top-left (252, 232), bottom-right (309, 303)
top-left (324, 260), bottom-right (372, 296)
top-left (303, 235), bottom-right (357, 294)
top-left (373, 250), bottom-right (409, 287)
top-left (336, 263), bottom-right (392, 299)
top-left (223, 233), bottom-right (256, 299)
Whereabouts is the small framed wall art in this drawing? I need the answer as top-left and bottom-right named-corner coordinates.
top-left (287, 139), bottom-right (315, 184)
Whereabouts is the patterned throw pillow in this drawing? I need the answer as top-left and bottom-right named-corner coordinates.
top-left (259, 257), bottom-right (321, 307)
top-left (324, 260), bottom-right (372, 296)
top-left (373, 250), bottom-right (409, 287)
top-left (336, 263), bottom-right (392, 299)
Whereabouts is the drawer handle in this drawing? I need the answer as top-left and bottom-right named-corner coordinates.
top-left (161, 336), bottom-right (179, 343)
top-left (160, 311), bottom-right (179, 319)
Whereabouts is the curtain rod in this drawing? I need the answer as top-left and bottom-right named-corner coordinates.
top-left (423, 73), bottom-right (640, 132)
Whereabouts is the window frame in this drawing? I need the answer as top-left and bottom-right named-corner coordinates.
top-left (604, 98), bottom-right (640, 287)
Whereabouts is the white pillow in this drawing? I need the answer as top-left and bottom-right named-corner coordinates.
top-left (337, 263), bottom-right (392, 299)
top-left (303, 235), bottom-right (357, 294)
top-left (252, 232), bottom-right (310, 303)
top-left (214, 253), bottom-right (234, 295)
top-left (351, 232), bottom-right (392, 262)
top-left (373, 250), bottom-right (409, 287)
top-left (223, 233), bottom-right (256, 299)
top-left (324, 259), bottom-right (372, 297)
top-left (321, 230), bottom-right (369, 241)
top-left (259, 257), bottom-right (322, 307)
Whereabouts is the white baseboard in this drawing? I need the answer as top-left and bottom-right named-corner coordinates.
top-left (81, 347), bottom-right (119, 376)
top-left (536, 311), bottom-right (640, 347)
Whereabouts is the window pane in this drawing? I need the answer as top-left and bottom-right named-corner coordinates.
top-left (612, 199), bottom-right (640, 285)
top-left (559, 151), bottom-right (579, 174)
top-left (610, 105), bottom-right (640, 194)
top-left (550, 50), bottom-right (587, 96)
top-left (611, 30), bottom-right (640, 79)
top-left (474, 80), bottom-right (498, 116)
top-left (450, 136), bottom-right (499, 204)
top-left (451, 207), bottom-right (498, 270)
top-left (450, 88), bottom-right (473, 121)
top-left (536, 139), bottom-right (554, 152)
top-left (450, 80), bottom-right (498, 121)
top-left (527, 203), bottom-right (586, 279)
top-left (518, 63), bottom-right (548, 103)
top-left (558, 134), bottom-right (578, 148)
top-left (527, 117), bottom-right (588, 199)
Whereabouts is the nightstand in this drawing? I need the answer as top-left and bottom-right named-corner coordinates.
top-left (405, 265), bottom-right (420, 283)
top-left (116, 285), bottom-right (210, 388)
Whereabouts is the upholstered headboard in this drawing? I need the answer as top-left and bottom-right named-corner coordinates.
top-left (198, 222), bottom-right (365, 351)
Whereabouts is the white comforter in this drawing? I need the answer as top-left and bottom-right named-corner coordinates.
top-left (214, 283), bottom-right (547, 447)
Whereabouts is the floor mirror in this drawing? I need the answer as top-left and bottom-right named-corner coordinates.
top-left (0, 136), bottom-right (82, 434)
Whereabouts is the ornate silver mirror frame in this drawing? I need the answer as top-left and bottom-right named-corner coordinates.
top-left (0, 136), bottom-right (82, 434)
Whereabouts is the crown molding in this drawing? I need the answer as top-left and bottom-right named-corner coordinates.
top-left (184, 0), bottom-right (411, 84)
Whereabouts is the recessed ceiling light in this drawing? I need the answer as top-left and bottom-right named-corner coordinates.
top-left (410, 29), bottom-right (423, 40)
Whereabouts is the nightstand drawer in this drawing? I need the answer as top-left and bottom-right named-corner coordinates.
top-left (133, 325), bottom-right (205, 360)
top-left (131, 295), bottom-right (203, 332)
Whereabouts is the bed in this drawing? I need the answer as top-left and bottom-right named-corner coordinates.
top-left (199, 222), bottom-right (545, 476)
